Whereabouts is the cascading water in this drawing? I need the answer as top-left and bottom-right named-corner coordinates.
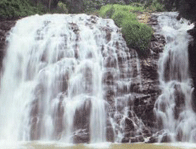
top-left (0, 14), bottom-right (139, 144)
top-left (154, 12), bottom-right (196, 142)
top-left (3, 12), bottom-right (195, 146)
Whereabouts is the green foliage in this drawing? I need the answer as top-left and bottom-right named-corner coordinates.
top-left (99, 4), bottom-right (153, 56)
top-left (83, 0), bottom-right (106, 13)
top-left (0, 0), bottom-right (44, 19)
top-left (129, 2), bottom-right (144, 8)
top-left (116, 4), bottom-right (144, 12)
top-left (122, 20), bottom-right (152, 54)
top-left (111, 10), bottom-right (137, 27)
top-left (99, 4), bottom-right (144, 17)
top-left (144, 0), bottom-right (180, 12)
top-left (151, 1), bottom-right (164, 11)
top-left (99, 5), bottom-right (113, 18)
top-left (144, 0), bottom-right (165, 12)
top-left (56, 1), bottom-right (68, 13)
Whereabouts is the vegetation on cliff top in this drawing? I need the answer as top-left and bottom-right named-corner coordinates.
top-left (0, 0), bottom-right (68, 20)
top-left (99, 4), bottom-right (153, 56)
top-left (1, 0), bottom-right (195, 21)
top-left (0, 0), bottom-right (44, 19)
top-left (0, 0), bottom-right (166, 20)
top-left (2, 0), bottom-right (195, 56)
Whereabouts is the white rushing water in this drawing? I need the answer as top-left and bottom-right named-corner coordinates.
top-left (154, 12), bottom-right (196, 142)
top-left (0, 14), bottom-right (136, 144)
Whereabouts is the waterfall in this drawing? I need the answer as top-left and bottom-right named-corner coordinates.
top-left (0, 14), bottom-right (137, 143)
top-left (154, 12), bottom-right (196, 142)
top-left (3, 12), bottom-right (195, 145)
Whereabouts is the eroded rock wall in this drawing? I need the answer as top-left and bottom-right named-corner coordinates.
top-left (188, 26), bottom-right (196, 111)
top-left (119, 14), bottom-right (166, 143)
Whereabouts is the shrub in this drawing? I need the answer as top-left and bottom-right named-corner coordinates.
top-left (122, 20), bottom-right (153, 55)
top-left (99, 4), bottom-right (144, 18)
top-left (111, 10), bottom-right (137, 27)
top-left (99, 4), bottom-right (153, 57)
top-left (99, 5), bottom-right (115, 18)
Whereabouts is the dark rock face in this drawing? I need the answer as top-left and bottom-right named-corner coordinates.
top-left (0, 20), bottom-right (16, 69)
top-left (133, 14), bottom-right (164, 128)
top-left (160, 134), bottom-right (171, 143)
top-left (114, 14), bottom-right (165, 143)
top-left (188, 26), bottom-right (196, 112)
top-left (73, 99), bottom-right (91, 143)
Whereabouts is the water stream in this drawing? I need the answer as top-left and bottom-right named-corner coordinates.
top-left (154, 12), bottom-right (196, 142)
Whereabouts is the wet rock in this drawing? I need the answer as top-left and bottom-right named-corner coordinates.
top-left (188, 27), bottom-right (196, 38)
top-left (188, 27), bottom-right (196, 112)
top-left (122, 137), bottom-right (130, 143)
top-left (143, 128), bottom-right (152, 137)
top-left (106, 125), bottom-right (114, 142)
top-left (130, 82), bottom-right (141, 93)
top-left (150, 41), bottom-right (164, 53)
top-left (176, 128), bottom-right (183, 141)
top-left (174, 84), bottom-right (185, 119)
top-left (160, 134), bottom-right (171, 143)
top-left (53, 98), bottom-right (65, 139)
top-left (0, 20), bottom-right (16, 69)
top-left (138, 136), bottom-right (145, 142)
top-left (147, 14), bottom-right (158, 26)
top-left (130, 137), bottom-right (137, 143)
top-left (74, 99), bottom-right (91, 131)
top-left (125, 118), bottom-right (135, 130)
top-left (74, 129), bottom-right (90, 143)
top-left (30, 99), bottom-right (40, 140)
top-left (176, 14), bottom-right (181, 20)
top-left (69, 23), bottom-right (79, 33)
top-left (129, 136), bottom-right (144, 143)
top-left (147, 136), bottom-right (158, 143)
top-left (104, 56), bottom-right (117, 68)
top-left (106, 28), bottom-right (112, 42)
